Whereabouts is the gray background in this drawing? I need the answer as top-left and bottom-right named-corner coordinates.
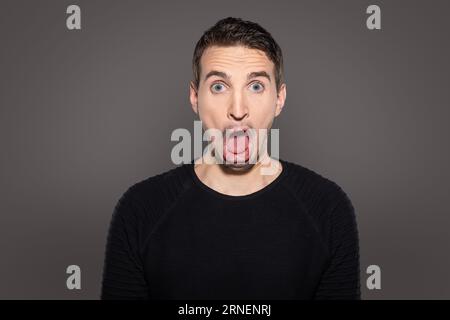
top-left (1, 0), bottom-right (449, 299)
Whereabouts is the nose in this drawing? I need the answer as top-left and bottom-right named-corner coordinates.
top-left (228, 91), bottom-right (248, 121)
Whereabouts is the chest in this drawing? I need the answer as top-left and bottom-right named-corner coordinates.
top-left (142, 201), bottom-right (329, 299)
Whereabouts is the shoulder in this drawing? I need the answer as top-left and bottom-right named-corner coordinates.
top-left (112, 163), bottom-right (194, 225)
top-left (123, 163), bottom-right (193, 201)
top-left (280, 159), bottom-right (358, 246)
top-left (281, 159), bottom-right (353, 210)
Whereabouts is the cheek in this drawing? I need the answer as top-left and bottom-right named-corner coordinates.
top-left (250, 90), bottom-right (277, 107)
top-left (249, 97), bottom-right (278, 125)
top-left (198, 88), bottom-right (226, 108)
top-left (196, 97), bottom-right (223, 130)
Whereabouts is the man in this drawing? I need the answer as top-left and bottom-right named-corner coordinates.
top-left (101, 17), bottom-right (361, 300)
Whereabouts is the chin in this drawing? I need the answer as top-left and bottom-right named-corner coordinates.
top-left (221, 160), bottom-right (255, 172)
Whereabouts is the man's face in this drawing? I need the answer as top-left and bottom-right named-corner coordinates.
top-left (189, 45), bottom-right (286, 171)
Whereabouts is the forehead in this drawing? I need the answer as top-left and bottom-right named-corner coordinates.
top-left (200, 45), bottom-right (274, 75)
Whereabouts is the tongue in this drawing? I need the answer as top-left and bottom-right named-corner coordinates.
top-left (226, 135), bottom-right (249, 154)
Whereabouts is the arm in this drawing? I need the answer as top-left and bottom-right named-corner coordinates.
top-left (314, 190), bottom-right (361, 300)
top-left (100, 191), bottom-right (149, 300)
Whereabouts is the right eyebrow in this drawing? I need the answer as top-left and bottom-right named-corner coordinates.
top-left (203, 70), bottom-right (231, 83)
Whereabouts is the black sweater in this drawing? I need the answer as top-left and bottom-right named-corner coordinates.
top-left (101, 159), bottom-right (361, 300)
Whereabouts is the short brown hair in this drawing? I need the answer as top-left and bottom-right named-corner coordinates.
top-left (192, 17), bottom-right (284, 93)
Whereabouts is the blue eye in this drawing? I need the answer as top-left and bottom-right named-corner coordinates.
top-left (250, 82), bottom-right (264, 93)
top-left (211, 83), bottom-right (226, 93)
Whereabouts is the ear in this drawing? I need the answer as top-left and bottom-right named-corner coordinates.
top-left (274, 83), bottom-right (286, 117)
top-left (189, 81), bottom-right (199, 114)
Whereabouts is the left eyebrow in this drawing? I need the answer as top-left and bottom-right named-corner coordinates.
top-left (247, 71), bottom-right (271, 82)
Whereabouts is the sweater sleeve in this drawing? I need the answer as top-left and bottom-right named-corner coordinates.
top-left (100, 190), bottom-right (150, 300)
top-left (313, 189), bottom-right (361, 300)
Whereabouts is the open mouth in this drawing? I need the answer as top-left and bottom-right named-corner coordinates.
top-left (222, 129), bottom-right (251, 163)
